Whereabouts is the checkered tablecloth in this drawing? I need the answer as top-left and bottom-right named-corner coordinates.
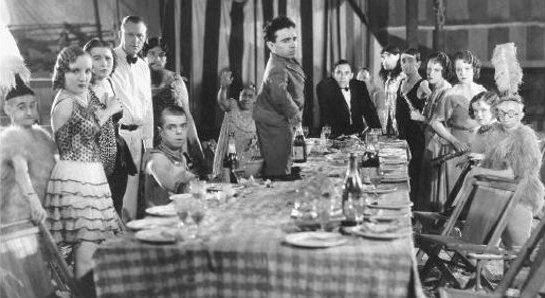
top-left (94, 140), bottom-right (424, 298)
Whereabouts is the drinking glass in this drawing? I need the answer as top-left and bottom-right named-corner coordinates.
top-left (189, 179), bottom-right (207, 200)
top-left (368, 167), bottom-right (383, 204)
top-left (315, 198), bottom-right (332, 231)
top-left (321, 125), bottom-right (331, 140)
top-left (302, 126), bottom-right (310, 138)
top-left (172, 195), bottom-right (192, 228)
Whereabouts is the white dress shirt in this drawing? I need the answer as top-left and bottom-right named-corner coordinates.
top-left (111, 46), bottom-right (153, 148)
top-left (341, 86), bottom-right (352, 125)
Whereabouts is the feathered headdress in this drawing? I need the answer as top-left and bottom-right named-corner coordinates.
top-left (0, 24), bottom-right (31, 96)
top-left (491, 42), bottom-right (523, 97)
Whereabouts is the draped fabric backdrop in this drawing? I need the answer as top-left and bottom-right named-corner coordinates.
top-left (160, 0), bottom-right (383, 140)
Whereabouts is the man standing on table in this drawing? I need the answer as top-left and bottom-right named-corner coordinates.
top-left (253, 16), bottom-right (305, 178)
top-left (111, 15), bottom-right (153, 220)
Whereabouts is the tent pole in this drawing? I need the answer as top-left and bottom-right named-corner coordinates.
top-left (174, 0), bottom-right (181, 74)
top-left (93, 0), bottom-right (103, 40)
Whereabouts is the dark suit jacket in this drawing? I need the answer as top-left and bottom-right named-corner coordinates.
top-left (316, 78), bottom-right (381, 138)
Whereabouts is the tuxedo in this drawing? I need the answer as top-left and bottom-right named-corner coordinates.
top-left (316, 78), bottom-right (381, 138)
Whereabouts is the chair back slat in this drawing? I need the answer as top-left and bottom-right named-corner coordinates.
top-left (440, 182), bottom-right (477, 236)
top-left (461, 178), bottom-right (518, 245)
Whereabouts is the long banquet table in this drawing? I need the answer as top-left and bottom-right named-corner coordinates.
top-left (93, 139), bottom-right (424, 298)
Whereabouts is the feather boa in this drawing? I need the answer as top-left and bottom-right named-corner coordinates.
top-left (0, 126), bottom-right (57, 208)
top-left (483, 123), bottom-right (544, 213)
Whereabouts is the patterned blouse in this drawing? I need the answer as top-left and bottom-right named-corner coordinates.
top-left (88, 90), bottom-right (117, 175)
top-left (54, 100), bottom-right (102, 163)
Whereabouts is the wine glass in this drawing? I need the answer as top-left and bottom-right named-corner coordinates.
top-left (172, 195), bottom-right (192, 228)
top-left (321, 125), bottom-right (331, 140)
top-left (190, 199), bottom-right (207, 238)
top-left (368, 167), bottom-right (383, 204)
top-left (302, 126), bottom-right (310, 138)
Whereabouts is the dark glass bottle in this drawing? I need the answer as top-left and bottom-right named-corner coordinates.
top-left (342, 153), bottom-right (365, 226)
top-left (292, 126), bottom-right (307, 163)
top-left (222, 132), bottom-right (239, 183)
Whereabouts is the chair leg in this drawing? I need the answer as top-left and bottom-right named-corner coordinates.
top-left (475, 260), bottom-right (483, 291)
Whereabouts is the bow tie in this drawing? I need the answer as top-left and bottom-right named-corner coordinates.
top-left (340, 87), bottom-right (349, 92)
top-left (126, 55), bottom-right (138, 65)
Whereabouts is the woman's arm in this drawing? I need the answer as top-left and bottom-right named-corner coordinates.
top-left (94, 93), bottom-right (123, 126)
top-left (217, 70), bottom-right (234, 112)
top-left (471, 166), bottom-right (514, 179)
top-left (430, 119), bottom-right (469, 152)
top-left (51, 97), bottom-right (74, 133)
top-left (12, 155), bottom-right (47, 224)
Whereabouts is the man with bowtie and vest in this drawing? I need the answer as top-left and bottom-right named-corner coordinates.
top-left (316, 59), bottom-right (381, 139)
top-left (111, 15), bottom-right (153, 220)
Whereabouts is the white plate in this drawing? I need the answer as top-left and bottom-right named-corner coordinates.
top-left (207, 183), bottom-right (244, 192)
top-left (367, 211), bottom-right (410, 222)
top-left (343, 225), bottom-right (411, 240)
top-left (381, 176), bottom-right (409, 183)
top-left (368, 201), bottom-right (413, 210)
top-left (170, 193), bottom-right (193, 200)
top-left (134, 228), bottom-right (178, 244)
top-left (284, 231), bottom-right (348, 248)
top-left (145, 204), bottom-right (177, 217)
top-left (126, 217), bottom-right (178, 230)
top-left (363, 185), bottom-right (397, 194)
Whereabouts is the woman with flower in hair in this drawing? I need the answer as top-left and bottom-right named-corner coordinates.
top-left (212, 69), bottom-right (261, 180)
top-left (44, 46), bottom-right (121, 281)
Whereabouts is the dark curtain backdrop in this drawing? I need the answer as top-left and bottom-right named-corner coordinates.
top-left (160, 0), bottom-right (374, 140)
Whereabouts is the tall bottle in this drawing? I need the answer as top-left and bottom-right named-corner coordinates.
top-left (342, 153), bottom-right (366, 225)
top-left (292, 126), bottom-right (307, 163)
top-left (222, 132), bottom-right (239, 183)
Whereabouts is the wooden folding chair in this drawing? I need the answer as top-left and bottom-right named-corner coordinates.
top-left (414, 161), bottom-right (477, 267)
top-left (0, 220), bottom-right (81, 297)
top-left (438, 217), bottom-right (545, 297)
top-left (416, 174), bottom-right (519, 289)
top-left (414, 160), bottom-right (475, 235)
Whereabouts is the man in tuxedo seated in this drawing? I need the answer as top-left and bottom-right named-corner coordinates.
top-left (317, 59), bottom-right (381, 138)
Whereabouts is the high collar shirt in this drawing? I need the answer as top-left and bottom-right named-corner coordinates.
top-left (111, 46), bottom-right (153, 148)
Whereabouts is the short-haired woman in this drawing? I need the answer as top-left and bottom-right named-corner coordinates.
top-left (412, 51), bottom-right (453, 211)
top-left (45, 46), bottom-right (121, 281)
top-left (428, 50), bottom-right (486, 211)
top-left (84, 38), bottom-right (137, 217)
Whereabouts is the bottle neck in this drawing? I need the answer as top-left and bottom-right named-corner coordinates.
top-left (227, 136), bottom-right (236, 154)
top-left (348, 155), bottom-right (358, 172)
